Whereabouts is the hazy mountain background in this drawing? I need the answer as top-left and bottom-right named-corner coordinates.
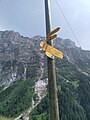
top-left (0, 30), bottom-right (90, 120)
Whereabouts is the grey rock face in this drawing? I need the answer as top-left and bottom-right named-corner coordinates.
top-left (0, 30), bottom-right (40, 86)
top-left (54, 38), bottom-right (90, 73)
top-left (0, 30), bottom-right (90, 86)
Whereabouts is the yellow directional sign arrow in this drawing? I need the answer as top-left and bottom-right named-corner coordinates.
top-left (40, 41), bottom-right (63, 59)
top-left (47, 34), bottom-right (57, 41)
top-left (45, 51), bottom-right (54, 59)
top-left (47, 27), bottom-right (60, 37)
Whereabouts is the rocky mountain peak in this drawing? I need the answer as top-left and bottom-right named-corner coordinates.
top-left (0, 30), bottom-right (40, 86)
top-left (0, 30), bottom-right (90, 86)
top-left (55, 38), bottom-right (76, 49)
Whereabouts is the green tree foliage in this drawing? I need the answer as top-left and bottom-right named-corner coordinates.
top-left (0, 55), bottom-right (90, 120)
top-left (0, 78), bottom-right (35, 117)
top-left (58, 82), bottom-right (87, 120)
top-left (31, 58), bottom-right (90, 120)
top-left (32, 97), bottom-right (49, 120)
top-left (77, 78), bottom-right (90, 120)
top-left (0, 116), bottom-right (14, 120)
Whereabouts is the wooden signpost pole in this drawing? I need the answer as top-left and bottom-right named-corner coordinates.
top-left (44, 0), bottom-right (60, 120)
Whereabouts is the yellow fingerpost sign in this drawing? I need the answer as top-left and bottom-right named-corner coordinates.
top-left (45, 51), bottom-right (54, 59)
top-left (47, 27), bottom-right (60, 37)
top-left (46, 27), bottom-right (60, 41)
top-left (40, 41), bottom-right (63, 59)
top-left (47, 34), bottom-right (57, 41)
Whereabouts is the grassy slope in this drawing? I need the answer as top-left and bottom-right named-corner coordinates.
top-left (0, 116), bottom-right (14, 120)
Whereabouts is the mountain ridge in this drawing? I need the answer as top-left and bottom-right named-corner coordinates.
top-left (0, 30), bottom-right (90, 120)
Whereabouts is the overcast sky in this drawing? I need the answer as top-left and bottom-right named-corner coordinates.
top-left (0, 0), bottom-right (90, 50)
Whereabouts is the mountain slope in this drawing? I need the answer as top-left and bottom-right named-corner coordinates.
top-left (0, 116), bottom-right (14, 120)
top-left (0, 31), bottom-right (90, 120)
top-left (32, 58), bottom-right (90, 120)
top-left (0, 30), bottom-right (41, 86)
top-left (31, 37), bottom-right (90, 120)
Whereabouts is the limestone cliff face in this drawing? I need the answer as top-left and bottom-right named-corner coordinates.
top-left (0, 30), bottom-right (90, 86)
top-left (0, 31), bottom-right (40, 86)
top-left (55, 38), bottom-right (90, 73)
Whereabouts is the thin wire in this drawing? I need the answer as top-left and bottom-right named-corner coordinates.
top-left (55, 0), bottom-right (81, 48)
